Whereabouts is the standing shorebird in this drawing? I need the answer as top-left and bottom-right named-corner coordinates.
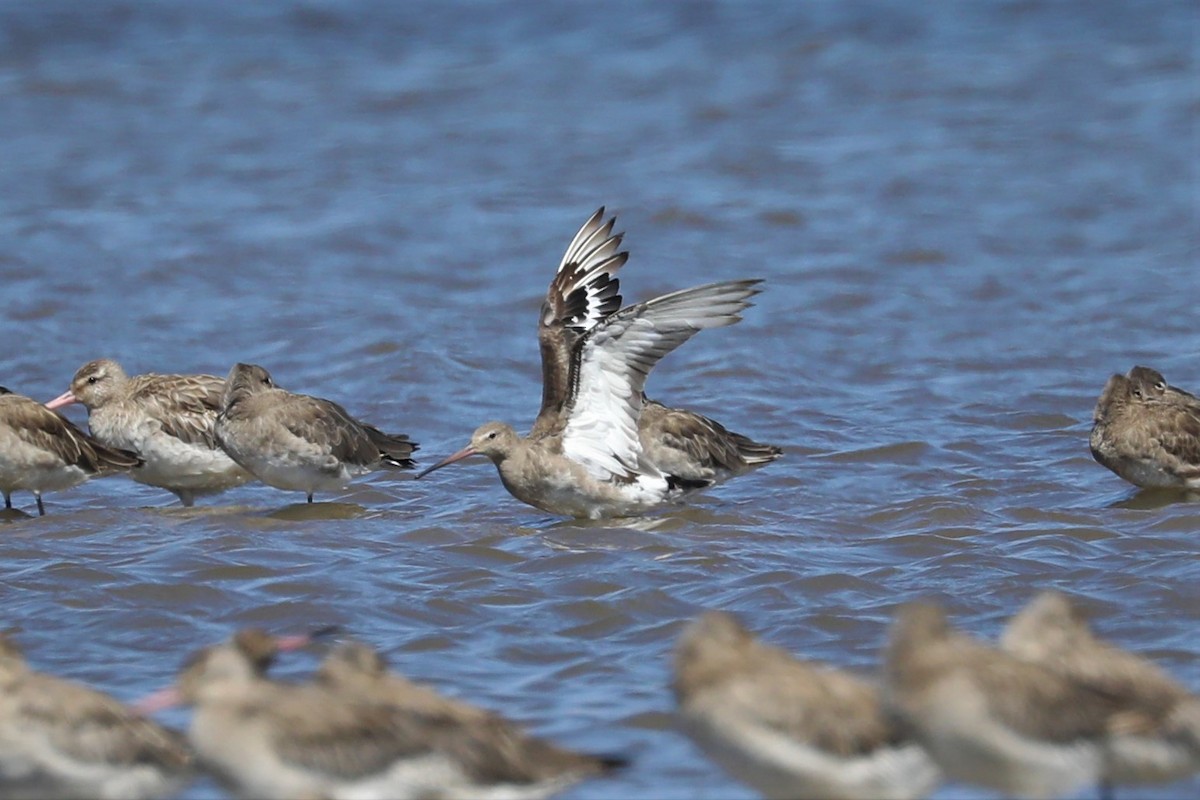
top-left (1089, 365), bottom-right (1200, 490)
top-left (140, 631), bottom-right (620, 800)
top-left (882, 602), bottom-right (1125, 800)
top-left (0, 386), bottom-right (141, 515)
top-left (316, 640), bottom-right (626, 799)
top-left (136, 629), bottom-right (348, 800)
top-left (215, 363), bottom-right (417, 503)
top-left (0, 632), bottom-right (192, 799)
top-left (532, 208), bottom-right (781, 483)
top-left (672, 611), bottom-right (940, 800)
top-left (418, 278), bottom-right (763, 518)
top-left (418, 211), bottom-right (769, 518)
top-left (45, 359), bottom-right (254, 507)
top-left (1001, 591), bottom-right (1200, 792)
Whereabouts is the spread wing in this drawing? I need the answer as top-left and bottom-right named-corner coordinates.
top-left (536, 208), bottom-right (628, 427)
top-left (130, 374), bottom-right (226, 449)
top-left (561, 280), bottom-right (762, 481)
top-left (545, 207), bottom-right (627, 334)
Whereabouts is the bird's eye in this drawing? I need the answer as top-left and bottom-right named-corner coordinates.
top-left (1131, 388), bottom-right (1142, 399)
top-left (1154, 381), bottom-right (1165, 392)
top-left (87, 376), bottom-right (98, 385)
top-left (487, 431), bottom-right (498, 440)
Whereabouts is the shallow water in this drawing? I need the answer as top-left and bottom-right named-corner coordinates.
top-left (0, 1), bottom-right (1196, 798)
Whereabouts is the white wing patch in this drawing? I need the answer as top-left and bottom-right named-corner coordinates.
top-left (562, 325), bottom-right (652, 480)
top-left (562, 280), bottom-right (763, 482)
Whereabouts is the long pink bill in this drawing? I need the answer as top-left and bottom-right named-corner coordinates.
top-left (44, 391), bottom-right (78, 411)
top-left (274, 625), bottom-right (341, 651)
top-left (132, 686), bottom-right (184, 715)
top-left (415, 445), bottom-right (480, 479)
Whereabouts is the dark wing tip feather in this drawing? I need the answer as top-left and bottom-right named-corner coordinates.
top-left (594, 752), bottom-right (631, 773)
top-left (365, 426), bottom-right (419, 469)
top-left (666, 475), bottom-right (712, 493)
top-left (557, 253), bottom-right (626, 329)
top-left (546, 209), bottom-right (629, 333)
top-left (96, 443), bottom-right (145, 471)
top-left (380, 454), bottom-right (417, 469)
top-left (734, 436), bottom-right (783, 464)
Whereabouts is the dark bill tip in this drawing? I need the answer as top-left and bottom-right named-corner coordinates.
top-left (415, 445), bottom-right (480, 479)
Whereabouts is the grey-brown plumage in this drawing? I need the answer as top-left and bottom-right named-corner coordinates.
top-left (418, 280), bottom-right (766, 518)
top-left (154, 631), bottom-right (617, 800)
top-left (317, 640), bottom-right (626, 793)
top-left (215, 363), bottom-right (417, 503)
top-left (1090, 365), bottom-right (1200, 489)
top-left (147, 629), bottom-right (408, 798)
top-left (46, 359), bottom-right (254, 506)
top-left (530, 208), bottom-right (781, 484)
top-left (672, 611), bottom-right (939, 800)
top-left (638, 399), bottom-right (783, 482)
top-left (1000, 591), bottom-right (1200, 788)
top-left (0, 386), bottom-right (141, 516)
top-left (0, 632), bottom-right (192, 799)
top-left (883, 602), bottom-right (1133, 799)
top-left (316, 641), bottom-right (490, 722)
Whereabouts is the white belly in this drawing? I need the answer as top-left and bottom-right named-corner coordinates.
top-left (500, 460), bottom-right (671, 519)
top-left (0, 428), bottom-right (91, 496)
top-left (681, 709), bottom-right (940, 800)
top-left (91, 413), bottom-right (250, 494)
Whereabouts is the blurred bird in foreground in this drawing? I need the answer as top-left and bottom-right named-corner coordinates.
top-left (672, 611), bottom-right (940, 800)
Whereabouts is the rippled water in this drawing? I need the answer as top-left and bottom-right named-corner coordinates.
top-left (0, 1), bottom-right (1196, 798)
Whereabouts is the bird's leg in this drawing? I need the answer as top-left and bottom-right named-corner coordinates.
top-left (307, 492), bottom-right (314, 503)
top-left (4, 493), bottom-right (10, 509)
top-left (35, 494), bottom-right (45, 516)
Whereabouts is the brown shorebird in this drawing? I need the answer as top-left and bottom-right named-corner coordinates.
top-left (316, 640), bottom-right (626, 798)
top-left (45, 359), bottom-right (254, 507)
top-left (672, 611), bottom-right (940, 800)
top-left (316, 640), bottom-right (492, 721)
top-left (0, 386), bottom-right (141, 516)
top-left (0, 631), bottom-right (192, 799)
top-left (1090, 365), bottom-right (1200, 490)
top-left (882, 602), bottom-right (1128, 800)
top-left (418, 269), bottom-right (766, 518)
top-left (1001, 590), bottom-right (1200, 792)
top-left (139, 630), bottom-right (619, 800)
top-left (533, 208), bottom-right (781, 483)
top-left (135, 629), bottom-right (352, 800)
top-left (215, 363), bottom-right (417, 503)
